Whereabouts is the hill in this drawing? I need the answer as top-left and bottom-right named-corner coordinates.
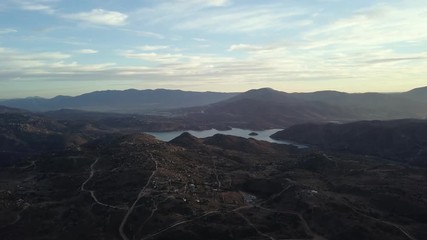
top-left (271, 119), bottom-right (427, 166)
top-left (0, 109), bottom-right (95, 166)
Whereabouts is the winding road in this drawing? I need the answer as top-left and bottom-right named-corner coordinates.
top-left (80, 157), bottom-right (128, 210)
top-left (119, 154), bottom-right (158, 240)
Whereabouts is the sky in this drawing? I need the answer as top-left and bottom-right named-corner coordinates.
top-left (0, 0), bottom-right (426, 98)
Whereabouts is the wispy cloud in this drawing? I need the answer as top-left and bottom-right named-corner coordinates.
top-left (119, 29), bottom-right (164, 39)
top-left (137, 45), bottom-right (170, 51)
top-left (228, 44), bottom-right (283, 52)
top-left (203, 0), bottom-right (230, 7)
top-left (366, 56), bottom-right (427, 65)
top-left (192, 37), bottom-right (208, 42)
top-left (303, 3), bottom-right (427, 49)
top-left (176, 6), bottom-right (309, 32)
top-left (122, 51), bottom-right (188, 64)
top-left (0, 28), bottom-right (17, 34)
top-left (133, 2), bottom-right (308, 33)
top-left (15, 0), bottom-right (57, 14)
top-left (66, 9), bottom-right (128, 26)
top-left (0, 47), bottom-right (115, 78)
top-left (78, 49), bottom-right (98, 54)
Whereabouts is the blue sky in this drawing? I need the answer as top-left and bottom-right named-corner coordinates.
top-left (0, 0), bottom-right (426, 98)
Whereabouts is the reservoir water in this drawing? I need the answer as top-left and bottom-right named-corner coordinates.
top-left (145, 128), bottom-right (307, 148)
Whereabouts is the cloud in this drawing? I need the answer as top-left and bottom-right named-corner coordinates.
top-left (228, 44), bottom-right (268, 52)
top-left (78, 49), bottom-right (98, 54)
top-left (366, 56), bottom-right (427, 65)
top-left (192, 37), bottom-right (208, 42)
top-left (173, 0), bottom-right (230, 7)
top-left (15, 0), bottom-right (56, 14)
top-left (205, 0), bottom-right (229, 7)
top-left (66, 9), bottom-right (128, 26)
top-left (2, 1), bottom-right (427, 95)
top-left (0, 47), bottom-right (115, 79)
top-left (122, 52), bottom-right (188, 64)
top-left (133, 2), bottom-right (307, 33)
top-left (1, 44), bottom-right (426, 96)
top-left (137, 45), bottom-right (170, 51)
top-left (119, 29), bottom-right (165, 39)
top-left (175, 5), bottom-right (308, 33)
top-left (303, 3), bottom-right (427, 49)
top-left (0, 28), bottom-right (17, 34)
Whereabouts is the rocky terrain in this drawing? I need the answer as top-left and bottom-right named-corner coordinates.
top-left (1, 102), bottom-right (427, 240)
top-left (0, 119), bottom-right (426, 239)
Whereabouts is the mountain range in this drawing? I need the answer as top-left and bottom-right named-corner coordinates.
top-left (1, 87), bottom-right (426, 120)
top-left (0, 89), bottom-right (237, 113)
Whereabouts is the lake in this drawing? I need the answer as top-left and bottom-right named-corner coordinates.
top-left (145, 128), bottom-right (307, 148)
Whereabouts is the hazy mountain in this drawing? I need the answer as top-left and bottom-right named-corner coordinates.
top-left (290, 88), bottom-right (427, 119)
top-left (0, 105), bottom-right (27, 114)
top-left (2, 86), bottom-right (427, 131)
top-left (191, 87), bottom-right (427, 129)
top-left (271, 119), bottom-right (427, 166)
top-left (0, 89), bottom-right (237, 113)
top-left (402, 86), bottom-right (427, 103)
top-left (181, 88), bottom-right (358, 129)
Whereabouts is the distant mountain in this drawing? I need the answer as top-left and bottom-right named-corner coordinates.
top-left (0, 89), bottom-right (237, 113)
top-left (0, 105), bottom-right (27, 114)
top-left (182, 88), bottom-right (357, 129)
top-left (290, 90), bottom-right (427, 119)
top-left (3, 86), bottom-right (427, 130)
top-left (403, 86), bottom-right (427, 103)
top-left (271, 119), bottom-right (427, 166)
top-left (195, 86), bottom-right (427, 128)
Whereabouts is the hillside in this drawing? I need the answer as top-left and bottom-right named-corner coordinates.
top-left (0, 109), bottom-right (95, 166)
top-left (271, 119), bottom-right (427, 166)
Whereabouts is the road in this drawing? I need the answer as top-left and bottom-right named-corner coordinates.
top-left (80, 157), bottom-right (128, 210)
top-left (343, 203), bottom-right (418, 240)
top-left (233, 210), bottom-right (276, 240)
top-left (141, 211), bottom-right (219, 240)
top-left (119, 154), bottom-right (158, 240)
